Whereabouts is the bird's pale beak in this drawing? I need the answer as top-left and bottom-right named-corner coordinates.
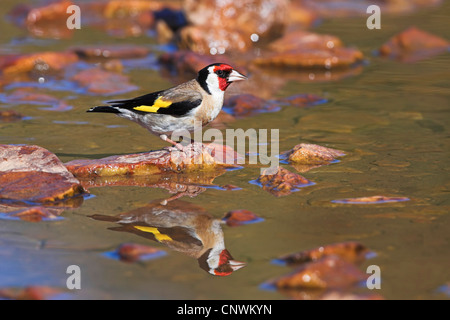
top-left (227, 70), bottom-right (247, 82)
top-left (229, 259), bottom-right (247, 271)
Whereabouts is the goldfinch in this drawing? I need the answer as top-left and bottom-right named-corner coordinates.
top-left (91, 199), bottom-right (246, 276)
top-left (87, 63), bottom-right (247, 149)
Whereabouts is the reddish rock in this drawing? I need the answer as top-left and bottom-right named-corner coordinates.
top-left (286, 1), bottom-right (319, 29)
top-left (178, 25), bottom-right (253, 54)
top-left (379, 26), bottom-right (450, 62)
top-left (221, 93), bottom-right (328, 118)
top-left (1, 51), bottom-right (78, 75)
top-left (10, 0), bottom-right (180, 39)
top-left (222, 209), bottom-right (264, 227)
top-left (0, 286), bottom-right (65, 300)
top-left (268, 30), bottom-right (343, 53)
top-left (25, 0), bottom-right (75, 39)
top-left (224, 94), bottom-right (280, 117)
top-left (71, 67), bottom-right (138, 95)
top-left (102, 0), bottom-right (177, 18)
top-left (0, 88), bottom-right (71, 111)
top-left (284, 143), bottom-right (345, 165)
top-left (279, 94), bottom-right (328, 108)
top-left (274, 242), bottom-right (371, 266)
top-left (255, 47), bottom-right (364, 69)
top-left (256, 167), bottom-right (313, 197)
top-left (254, 30), bottom-right (363, 69)
top-left (300, 0), bottom-right (443, 17)
top-left (183, 0), bottom-right (288, 54)
top-left (74, 169), bottom-right (231, 203)
top-left (318, 291), bottom-right (384, 300)
top-left (72, 45), bottom-right (150, 60)
top-left (0, 144), bottom-right (85, 204)
top-left (268, 255), bottom-right (368, 289)
top-left (65, 143), bottom-right (241, 178)
top-left (332, 195), bottom-right (410, 204)
top-left (0, 110), bottom-right (24, 122)
top-left (0, 205), bottom-right (63, 222)
top-left (113, 243), bottom-right (166, 263)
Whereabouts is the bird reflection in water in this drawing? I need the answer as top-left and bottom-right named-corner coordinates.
top-left (90, 199), bottom-right (246, 276)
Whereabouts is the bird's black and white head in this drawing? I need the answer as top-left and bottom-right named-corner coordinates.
top-left (198, 247), bottom-right (246, 276)
top-left (197, 63), bottom-right (247, 95)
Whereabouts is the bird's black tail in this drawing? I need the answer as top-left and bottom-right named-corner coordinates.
top-left (87, 106), bottom-right (120, 113)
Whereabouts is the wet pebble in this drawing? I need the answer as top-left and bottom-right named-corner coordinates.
top-left (254, 167), bottom-right (314, 197)
top-left (222, 209), bottom-right (264, 227)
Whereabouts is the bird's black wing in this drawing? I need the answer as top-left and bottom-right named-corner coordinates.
top-left (106, 82), bottom-right (203, 117)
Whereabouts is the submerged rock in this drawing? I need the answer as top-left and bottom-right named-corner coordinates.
top-left (223, 93), bottom-right (327, 118)
top-left (273, 242), bottom-right (372, 266)
top-left (223, 94), bottom-right (280, 118)
top-left (74, 168), bottom-right (231, 203)
top-left (254, 30), bottom-right (364, 69)
top-left (25, 0), bottom-right (75, 39)
top-left (264, 241), bottom-right (381, 300)
top-left (222, 209), bottom-right (264, 227)
top-left (300, 0), bottom-right (443, 17)
top-left (71, 67), bottom-right (138, 95)
top-left (72, 45), bottom-right (150, 60)
top-left (0, 286), bottom-right (66, 300)
top-left (332, 195), bottom-right (410, 204)
top-left (1, 51), bottom-right (78, 75)
top-left (267, 255), bottom-right (368, 289)
top-left (104, 243), bottom-right (166, 263)
top-left (379, 26), bottom-right (450, 62)
top-left (0, 110), bottom-right (24, 122)
top-left (255, 167), bottom-right (313, 197)
top-left (0, 204), bottom-right (64, 222)
top-left (255, 47), bottom-right (364, 69)
top-left (0, 88), bottom-right (71, 111)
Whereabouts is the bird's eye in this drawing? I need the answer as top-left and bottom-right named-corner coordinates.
top-left (216, 70), bottom-right (225, 77)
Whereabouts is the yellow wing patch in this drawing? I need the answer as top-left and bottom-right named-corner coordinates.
top-left (134, 226), bottom-right (173, 242)
top-left (133, 97), bottom-right (172, 113)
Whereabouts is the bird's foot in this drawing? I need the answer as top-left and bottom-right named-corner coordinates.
top-left (160, 134), bottom-right (185, 152)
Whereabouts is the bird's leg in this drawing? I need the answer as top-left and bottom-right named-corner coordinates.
top-left (159, 134), bottom-right (184, 151)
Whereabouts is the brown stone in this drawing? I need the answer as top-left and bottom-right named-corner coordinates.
top-left (183, 0), bottom-right (288, 43)
top-left (71, 67), bottom-right (138, 95)
top-left (0, 110), bottom-right (24, 122)
top-left (284, 143), bottom-right (345, 165)
top-left (25, 0), bottom-right (75, 39)
top-left (270, 256), bottom-right (368, 289)
top-left (379, 26), bottom-right (450, 62)
top-left (2, 51), bottom-right (78, 75)
top-left (72, 45), bottom-right (150, 60)
top-left (222, 209), bottom-right (264, 227)
top-left (256, 167), bottom-right (313, 197)
top-left (255, 47), bottom-right (364, 69)
top-left (332, 195), bottom-right (410, 204)
top-left (224, 94), bottom-right (279, 117)
top-left (274, 242), bottom-right (371, 266)
top-left (0, 286), bottom-right (65, 300)
top-left (115, 243), bottom-right (166, 263)
top-left (65, 143), bottom-right (241, 178)
top-left (0, 144), bottom-right (85, 204)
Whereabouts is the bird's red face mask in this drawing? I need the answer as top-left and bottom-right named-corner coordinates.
top-left (213, 249), bottom-right (246, 276)
top-left (213, 64), bottom-right (247, 91)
